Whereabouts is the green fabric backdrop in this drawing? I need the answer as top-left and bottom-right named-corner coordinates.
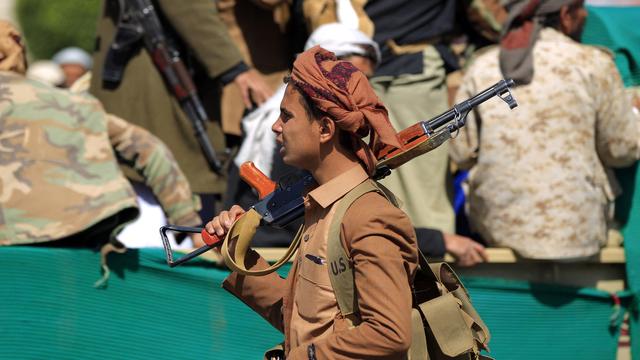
top-left (0, 247), bottom-right (632, 359)
top-left (583, 6), bottom-right (640, 359)
top-left (583, 6), bottom-right (640, 87)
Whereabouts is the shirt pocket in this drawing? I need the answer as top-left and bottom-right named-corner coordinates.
top-left (295, 256), bottom-right (336, 321)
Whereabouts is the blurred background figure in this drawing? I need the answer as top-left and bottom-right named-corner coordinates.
top-left (215, 0), bottom-right (296, 149)
top-left (0, 20), bottom-right (202, 250)
top-left (52, 46), bottom-right (92, 88)
top-left (450, 0), bottom-right (640, 260)
top-left (90, 0), bottom-right (273, 225)
top-left (301, 0), bottom-right (491, 266)
top-left (25, 59), bottom-right (64, 87)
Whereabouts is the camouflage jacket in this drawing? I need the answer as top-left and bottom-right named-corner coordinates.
top-left (0, 71), bottom-right (201, 245)
top-left (450, 28), bottom-right (640, 259)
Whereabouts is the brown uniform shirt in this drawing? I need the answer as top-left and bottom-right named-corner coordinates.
top-left (223, 165), bottom-right (418, 359)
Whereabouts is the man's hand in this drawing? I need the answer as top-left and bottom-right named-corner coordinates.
top-left (204, 204), bottom-right (246, 238)
top-left (233, 69), bottom-right (274, 109)
top-left (444, 233), bottom-right (488, 267)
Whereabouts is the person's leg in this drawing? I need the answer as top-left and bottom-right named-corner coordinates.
top-left (371, 45), bottom-right (455, 233)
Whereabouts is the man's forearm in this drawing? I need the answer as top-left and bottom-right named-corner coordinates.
top-left (107, 114), bottom-right (201, 226)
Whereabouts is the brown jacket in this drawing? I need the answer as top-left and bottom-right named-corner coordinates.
top-left (223, 165), bottom-right (418, 359)
top-left (216, 0), bottom-right (293, 135)
top-left (90, 0), bottom-right (244, 194)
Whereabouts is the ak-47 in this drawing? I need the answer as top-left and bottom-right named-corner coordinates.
top-left (160, 79), bottom-right (517, 267)
top-left (103, 0), bottom-right (224, 174)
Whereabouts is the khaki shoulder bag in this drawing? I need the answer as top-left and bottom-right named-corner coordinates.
top-left (327, 179), bottom-right (493, 360)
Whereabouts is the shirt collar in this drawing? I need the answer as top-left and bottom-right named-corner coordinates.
top-left (307, 165), bottom-right (369, 209)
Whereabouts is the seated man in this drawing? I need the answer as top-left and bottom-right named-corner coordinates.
top-left (450, 0), bottom-right (640, 259)
top-left (0, 21), bottom-right (201, 248)
top-left (207, 46), bottom-right (418, 358)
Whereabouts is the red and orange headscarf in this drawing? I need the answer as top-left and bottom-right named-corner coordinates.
top-left (499, 0), bottom-right (578, 85)
top-left (290, 46), bottom-right (402, 175)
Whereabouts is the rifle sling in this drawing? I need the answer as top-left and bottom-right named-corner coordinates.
top-left (221, 208), bottom-right (303, 276)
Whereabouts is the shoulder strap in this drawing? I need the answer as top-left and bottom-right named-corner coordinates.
top-left (327, 179), bottom-right (395, 317)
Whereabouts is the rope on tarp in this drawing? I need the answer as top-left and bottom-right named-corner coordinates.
top-left (93, 242), bottom-right (127, 289)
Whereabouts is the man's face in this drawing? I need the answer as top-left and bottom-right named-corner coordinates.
top-left (563, 1), bottom-right (587, 41)
top-left (60, 63), bottom-right (87, 88)
top-left (272, 85), bottom-right (323, 170)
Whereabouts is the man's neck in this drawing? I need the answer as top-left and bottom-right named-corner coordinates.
top-left (311, 151), bottom-right (362, 185)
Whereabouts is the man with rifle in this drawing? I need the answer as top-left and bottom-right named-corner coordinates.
top-left (202, 46), bottom-right (515, 359)
top-left (90, 0), bottom-right (273, 223)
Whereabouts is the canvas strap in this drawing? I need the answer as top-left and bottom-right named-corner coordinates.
top-left (327, 183), bottom-right (491, 357)
top-left (327, 179), bottom-right (399, 317)
top-left (221, 208), bottom-right (304, 276)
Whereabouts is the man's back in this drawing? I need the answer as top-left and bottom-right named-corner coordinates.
top-left (0, 71), bottom-right (138, 245)
top-left (451, 28), bottom-right (640, 259)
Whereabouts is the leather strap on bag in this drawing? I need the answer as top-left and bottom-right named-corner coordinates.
top-left (221, 208), bottom-right (304, 276)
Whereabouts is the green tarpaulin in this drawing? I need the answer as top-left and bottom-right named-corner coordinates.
top-left (583, 5), bottom-right (640, 359)
top-left (0, 247), bottom-right (632, 359)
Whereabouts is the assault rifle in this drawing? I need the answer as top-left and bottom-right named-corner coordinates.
top-left (160, 79), bottom-right (517, 267)
top-left (103, 0), bottom-right (224, 174)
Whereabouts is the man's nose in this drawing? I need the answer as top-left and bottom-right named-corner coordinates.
top-left (272, 118), bottom-right (283, 133)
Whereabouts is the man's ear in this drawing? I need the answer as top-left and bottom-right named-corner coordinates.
top-left (559, 5), bottom-right (572, 35)
top-left (318, 116), bottom-right (337, 144)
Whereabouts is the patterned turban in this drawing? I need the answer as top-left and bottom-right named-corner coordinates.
top-left (0, 21), bottom-right (27, 75)
top-left (290, 46), bottom-right (402, 175)
top-left (499, 0), bottom-right (578, 85)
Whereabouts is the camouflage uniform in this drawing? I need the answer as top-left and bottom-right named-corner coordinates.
top-left (450, 28), bottom-right (640, 259)
top-left (0, 71), bottom-right (201, 245)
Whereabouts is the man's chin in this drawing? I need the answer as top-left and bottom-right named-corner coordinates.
top-left (280, 154), bottom-right (304, 169)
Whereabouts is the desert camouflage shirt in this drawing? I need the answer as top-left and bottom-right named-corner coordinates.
top-left (450, 28), bottom-right (640, 259)
top-left (0, 71), bottom-right (200, 245)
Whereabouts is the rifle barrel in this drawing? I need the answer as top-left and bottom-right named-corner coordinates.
top-left (426, 79), bottom-right (516, 131)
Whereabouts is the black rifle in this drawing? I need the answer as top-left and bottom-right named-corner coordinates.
top-left (103, 0), bottom-right (224, 174)
top-left (160, 79), bottom-right (517, 267)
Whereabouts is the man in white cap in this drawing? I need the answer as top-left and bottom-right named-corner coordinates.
top-left (52, 46), bottom-right (92, 88)
top-left (26, 60), bottom-right (65, 87)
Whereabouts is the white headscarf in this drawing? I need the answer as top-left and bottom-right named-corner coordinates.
top-left (304, 23), bottom-right (380, 66)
